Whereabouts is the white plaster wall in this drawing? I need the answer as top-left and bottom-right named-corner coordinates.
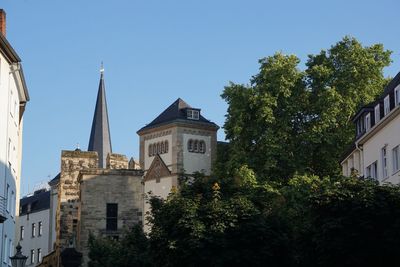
top-left (0, 52), bottom-right (23, 267)
top-left (144, 135), bottom-right (172, 171)
top-left (182, 134), bottom-right (211, 175)
top-left (143, 176), bottom-right (175, 232)
top-left (363, 114), bottom-right (400, 184)
top-left (18, 209), bottom-right (50, 266)
top-left (48, 187), bottom-right (58, 251)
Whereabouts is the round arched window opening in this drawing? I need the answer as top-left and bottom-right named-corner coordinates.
top-left (199, 141), bottom-right (206, 153)
top-left (188, 139), bottom-right (193, 152)
top-left (165, 141), bottom-right (169, 153)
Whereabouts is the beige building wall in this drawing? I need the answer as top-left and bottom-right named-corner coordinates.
top-left (78, 169), bottom-right (143, 266)
top-left (363, 113), bottom-right (400, 184)
top-left (342, 106), bottom-right (400, 184)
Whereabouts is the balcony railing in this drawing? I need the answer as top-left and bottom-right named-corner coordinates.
top-left (0, 196), bottom-right (7, 223)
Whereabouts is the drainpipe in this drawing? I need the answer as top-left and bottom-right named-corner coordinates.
top-left (355, 140), bottom-right (363, 178)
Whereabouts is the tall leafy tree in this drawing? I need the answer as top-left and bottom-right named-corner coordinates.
top-left (221, 37), bottom-right (392, 180)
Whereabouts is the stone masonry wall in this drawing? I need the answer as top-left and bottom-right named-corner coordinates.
top-left (56, 150), bottom-right (98, 253)
top-left (106, 153), bottom-right (128, 169)
top-left (78, 169), bottom-right (144, 266)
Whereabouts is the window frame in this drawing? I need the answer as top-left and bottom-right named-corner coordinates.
top-left (395, 86), bottom-right (400, 106)
top-left (20, 226), bottom-right (25, 240)
top-left (30, 249), bottom-right (35, 264)
top-left (188, 140), bottom-right (193, 152)
top-left (187, 109), bottom-right (200, 120)
top-left (38, 221), bottom-right (43, 236)
top-left (382, 146), bottom-right (388, 179)
top-left (374, 104), bottom-right (380, 124)
top-left (384, 95), bottom-right (390, 115)
top-left (37, 248), bottom-right (42, 263)
top-left (365, 113), bottom-right (371, 131)
top-left (32, 223), bottom-right (36, 237)
top-left (393, 145), bottom-right (400, 174)
top-left (106, 203), bottom-right (118, 231)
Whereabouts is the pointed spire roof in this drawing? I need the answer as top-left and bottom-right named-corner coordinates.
top-left (137, 98), bottom-right (219, 133)
top-left (88, 64), bottom-right (112, 168)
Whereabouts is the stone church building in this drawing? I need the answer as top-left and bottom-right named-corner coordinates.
top-left (39, 68), bottom-right (219, 267)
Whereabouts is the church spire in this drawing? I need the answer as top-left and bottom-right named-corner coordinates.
top-left (88, 63), bottom-right (112, 168)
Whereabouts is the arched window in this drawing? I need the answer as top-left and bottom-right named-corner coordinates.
top-left (157, 143), bottom-right (161, 154)
top-left (153, 144), bottom-right (157, 155)
top-left (165, 141), bottom-right (169, 153)
top-left (193, 140), bottom-right (198, 152)
top-left (148, 144), bottom-right (153, 157)
top-left (161, 142), bottom-right (165, 153)
top-left (199, 141), bottom-right (206, 153)
top-left (188, 140), bottom-right (193, 152)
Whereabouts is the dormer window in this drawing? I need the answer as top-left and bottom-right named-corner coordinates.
top-left (374, 104), bottom-right (380, 123)
top-left (395, 85), bottom-right (400, 106)
top-left (384, 95), bottom-right (390, 115)
top-left (356, 117), bottom-right (365, 136)
top-left (365, 113), bottom-right (371, 131)
top-left (187, 109), bottom-right (200, 120)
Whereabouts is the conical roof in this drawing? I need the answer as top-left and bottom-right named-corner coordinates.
top-left (88, 69), bottom-right (112, 168)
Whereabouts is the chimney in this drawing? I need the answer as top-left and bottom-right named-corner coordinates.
top-left (0, 9), bottom-right (5, 36)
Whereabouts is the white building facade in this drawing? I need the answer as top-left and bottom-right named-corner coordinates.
top-left (341, 72), bottom-right (400, 184)
top-left (0, 9), bottom-right (29, 267)
top-left (18, 190), bottom-right (51, 266)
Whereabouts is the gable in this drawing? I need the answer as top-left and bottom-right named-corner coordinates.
top-left (144, 154), bottom-right (171, 182)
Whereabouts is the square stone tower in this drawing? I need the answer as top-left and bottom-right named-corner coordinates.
top-left (137, 98), bottom-right (219, 229)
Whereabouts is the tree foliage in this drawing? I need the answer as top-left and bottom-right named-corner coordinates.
top-left (221, 36), bottom-right (392, 180)
top-left (89, 173), bottom-right (400, 267)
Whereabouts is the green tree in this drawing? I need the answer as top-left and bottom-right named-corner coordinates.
top-left (221, 37), bottom-right (392, 180)
top-left (88, 224), bottom-right (151, 267)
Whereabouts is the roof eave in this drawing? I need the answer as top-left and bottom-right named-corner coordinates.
top-left (0, 32), bottom-right (21, 63)
top-left (137, 119), bottom-right (219, 135)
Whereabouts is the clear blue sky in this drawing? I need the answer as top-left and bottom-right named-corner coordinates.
top-left (2, 0), bottom-right (400, 195)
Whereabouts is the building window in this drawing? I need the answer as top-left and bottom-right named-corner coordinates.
top-left (6, 184), bottom-right (10, 212)
top-left (384, 95), bottom-right (390, 115)
top-left (193, 140), bottom-right (198, 152)
top-left (187, 109), bottom-right (200, 120)
top-left (8, 239), bottom-right (12, 265)
top-left (39, 221), bottom-right (43, 236)
top-left (199, 141), bottom-right (206, 153)
top-left (153, 144), bottom-right (157, 156)
top-left (393, 146), bottom-right (400, 173)
top-left (32, 223), bottom-right (36, 237)
top-left (106, 203), bottom-right (118, 231)
top-left (161, 142), bottom-right (165, 153)
top-left (11, 190), bottom-right (14, 218)
top-left (374, 104), bottom-right (380, 124)
top-left (3, 236), bottom-right (7, 263)
top-left (30, 249), bottom-right (35, 264)
top-left (382, 146), bottom-right (388, 179)
top-left (188, 140), bottom-right (193, 152)
top-left (165, 141), bottom-right (169, 153)
top-left (157, 143), bottom-right (161, 154)
top-left (148, 144), bottom-right (153, 157)
top-left (395, 86), bottom-right (400, 106)
top-left (356, 118), bottom-right (365, 136)
top-left (366, 161), bottom-right (378, 180)
top-left (365, 113), bottom-right (371, 131)
top-left (37, 248), bottom-right (42, 263)
top-left (20, 226), bottom-right (24, 240)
